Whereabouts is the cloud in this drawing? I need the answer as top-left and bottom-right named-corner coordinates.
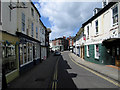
top-left (35, 1), bottom-right (101, 40)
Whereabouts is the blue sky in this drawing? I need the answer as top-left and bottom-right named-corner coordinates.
top-left (32, 0), bottom-right (102, 40)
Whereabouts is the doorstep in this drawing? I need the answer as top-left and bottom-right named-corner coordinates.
top-left (106, 65), bottom-right (120, 71)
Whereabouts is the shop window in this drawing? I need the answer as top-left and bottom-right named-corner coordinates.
top-left (95, 44), bottom-right (99, 59)
top-left (2, 44), bottom-right (17, 74)
top-left (23, 44), bottom-right (27, 63)
top-left (87, 45), bottom-right (89, 57)
top-left (20, 44), bottom-right (23, 65)
top-left (28, 43), bottom-right (33, 61)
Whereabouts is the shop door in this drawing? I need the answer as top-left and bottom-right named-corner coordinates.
top-left (115, 46), bottom-right (120, 67)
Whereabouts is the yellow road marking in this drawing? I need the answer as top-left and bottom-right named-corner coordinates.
top-left (69, 54), bottom-right (120, 87)
top-left (52, 56), bottom-right (60, 90)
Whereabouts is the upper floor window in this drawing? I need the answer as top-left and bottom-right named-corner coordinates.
top-left (36, 14), bottom-right (38, 22)
top-left (31, 8), bottom-right (34, 17)
top-left (36, 27), bottom-right (38, 38)
top-left (42, 29), bottom-right (44, 34)
top-left (87, 26), bottom-right (89, 39)
top-left (0, 0), bottom-right (1, 24)
top-left (31, 22), bottom-right (34, 37)
top-left (112, 4), bottom-right (118, 25)
top-left (22, 13), bottom-right (25, 32)
top-left (22, 2), bottom-right (26, 6)
top-left (95, 20), bottom-right (98, 35)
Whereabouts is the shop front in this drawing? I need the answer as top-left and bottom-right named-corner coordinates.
top-left (103, 38), bottom-right (120, 67)
top-left (16, 32), bottom-right (41, 73)
top-left (1, 31), bottom-right (19, 83)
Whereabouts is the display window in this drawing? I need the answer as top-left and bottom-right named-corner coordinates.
top-left (2, 43), bottom-right (17, 74)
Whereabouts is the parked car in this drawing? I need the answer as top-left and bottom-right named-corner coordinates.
top-left (54, 51), bottom-right (61, 56)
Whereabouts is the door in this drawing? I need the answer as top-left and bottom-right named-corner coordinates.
top-left (115, 46), bottom-right (120, 67)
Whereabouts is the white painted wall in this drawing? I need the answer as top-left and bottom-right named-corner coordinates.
top-left (84, 3), bottom-right (119, 45)
top-left (2, 1), bottom-right (17, 35)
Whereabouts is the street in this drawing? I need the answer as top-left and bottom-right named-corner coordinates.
top-left (6, 51), bottom-right (119, 90)
top-left (54, 51), bottom-right (119, 89)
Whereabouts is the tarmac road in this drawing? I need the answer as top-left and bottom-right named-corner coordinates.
top-left (54, 51), bottom-right (119, 90)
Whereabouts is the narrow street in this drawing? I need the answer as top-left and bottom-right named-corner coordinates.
top-left (5, 51), bottom-right (119, 89)
top-left (55, 51), bottom-right (119, 89)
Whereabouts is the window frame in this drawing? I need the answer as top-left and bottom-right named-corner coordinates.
top-left (36, 27), bottom-right (38, 38)
top-left (22, 13), bottom-right (25, 32)
top-left (95, 20), bottom-right (98, 35)
top-left (112, 4), bottom-right (118, 25)
top-left (94, 44), bottom-right (99, 59)
top-left (86, 45), bottom-right (89, 57)
top-left (31, 8), bottom-right (34, 17)
top-left (31, 22), bottom-right (34, 37)
top-left (87, 26), bottom-right (89, 39)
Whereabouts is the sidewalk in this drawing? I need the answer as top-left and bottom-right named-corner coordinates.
top-left (6, 53), bottom-right (58, 89)
top-left (69, 52), bottom-right (120, 82)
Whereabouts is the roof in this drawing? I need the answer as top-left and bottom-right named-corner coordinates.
top-left (82, 2), bottom-right (116, 27)
top-left (31, 2), bottom-right (41, 18)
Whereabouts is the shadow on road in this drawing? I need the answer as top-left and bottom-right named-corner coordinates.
top-left (57, 55), bottom-right (78, 89)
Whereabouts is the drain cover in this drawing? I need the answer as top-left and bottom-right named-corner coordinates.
top-left (35, 78), bottom-right (45, 81)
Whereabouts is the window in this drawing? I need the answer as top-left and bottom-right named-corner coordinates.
top-left (2, 44), bottom-right (17, 74)
top-left (31, 22), bottom-right (34, 37)
top-left (87, 26), bottom-right (89, 39)
top-left (112, 4), bottom-right (118, 24)
top-left (23, 44), bottom-right (27, 63)
top-left (87, 45), bottom-right (89, 57)
top-left (36, 14), bottom-right (38, 22)
top-left (95, 45), bottom-right (99, 59)
top-left (22, 2), bottom-right (26, 6)
top-left (36, 27), bottom-right (38, 38)
top-left (95, 20), bottom-right (98, 35)
top-left (42, 29), bottom-right (44, 34)
top-left (20, 44), bottom-right (23, 65)
top-left (0, 0), bottom-right (1, 24)
top-left (28, 43), bottom-right (33, 61)
top-left (31, 8), bottom-right (34, 17)
top-left (22, 13), bottom-right (25, 32)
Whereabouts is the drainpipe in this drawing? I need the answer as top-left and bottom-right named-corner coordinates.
top-left (118, 1), bottom-right (120, 37)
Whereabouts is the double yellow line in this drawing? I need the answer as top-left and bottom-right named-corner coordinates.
top-left (69, 54), bottom-right (120, 87)
top-left (52, 57), bottom-right (60, 90)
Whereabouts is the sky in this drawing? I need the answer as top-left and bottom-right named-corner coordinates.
top-left (32, 0), bottom-right (102, 40)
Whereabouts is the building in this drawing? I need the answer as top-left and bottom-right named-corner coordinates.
top-left (50, 37), bottom-right (68, 51)
top-left (67, 36), bottom-right (74, 51)
top-left (1, 0), bottom-right (48, 84)
top-left (82, 1), bottom-right (120, 66)
top-left (73, 28), bottom-right (85, 59)
top-left (45, 28), bottom-right (51, 57)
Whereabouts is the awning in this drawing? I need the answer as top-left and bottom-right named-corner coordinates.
top-left (102, 38), bottom-right (120, 47)
top-left (16, 32), bottom-right (41, 43)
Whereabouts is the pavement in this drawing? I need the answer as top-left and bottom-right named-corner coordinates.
top-left (69, 52), bottom-right (120, 82)
top-left (6, 53), bottom-right (59, 89)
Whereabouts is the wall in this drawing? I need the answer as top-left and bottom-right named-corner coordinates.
top-left (2, 1), bottom-right (17, 35)
top-left (84, 44), bottom-right (113, 65)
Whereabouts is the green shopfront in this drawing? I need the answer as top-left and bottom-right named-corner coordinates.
top-left (84, 43), bottom-right (114, 65)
